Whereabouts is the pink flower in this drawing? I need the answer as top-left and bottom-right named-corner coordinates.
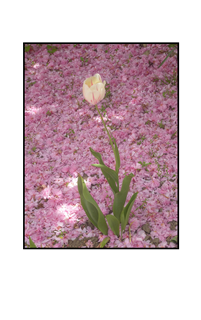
top-left (124, 238), bottom-right (130, 245)
top-left (150, 178), bottom-right (160, 188)
top-left (41, 186), bottom-right (51, 199)
top-left (62, 166), bottom-right (69, 173)
top-left (137, 230), bottom-right (146, 240)
top-left (85, 240), bottom-right (93, 248)
top-left (130, 218), bottom-right (140, 231)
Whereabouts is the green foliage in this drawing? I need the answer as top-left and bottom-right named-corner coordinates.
top-left (158, 121), bottom-right (165, 129)
top-left (113, 173), bottom-right (134, 221)
top-left (168, 44), bottom-right (177, 48)
top-left (145, 120), bottom-right (151, 125)
top-left (158, 46), bottom-right (177, 68)
top-left (137, 135), bottom-right (146, 145)
top-left (121, 193), bottom-right (138, 233)
top-left (46, 110), bottom-right (52, 116)
top-left (80, 56), bottom-right (88, 65)
top-left (171, 131), bottom-right (177, 139)
top-left (135, 198), bottom-right (147, 212)
top-left (105, 82), bottom-right (111, 98)
top-left (100, 237), bottom-right (110, 248)
top-left (29, 236), bottom-right (37, 248)
top-left (47, 45), bottom-right (58, 55)
top-left (111, 136), bottom-right (120, 175)
top-left (106, 215), bottom-right (120, 237)
top-left (138, 161), bottom-right (151, 168)
top-left (100, 105), bottom-right (107, 116)
top-left (170, 235), bottom-right (177, 244)
top-left (92, 163), bottom-right (119, 195)
top-left (65, 129), bottom-right (75, 137)
top-left (163, 89), bottom-right (176, 98)
top-left (78, 174), bottom-right (108, 235)
top-left (25, 45), bottom-right (31, 52)
top-left (78, 102), bottom-right (139, 240)
top-left (28, 81), bottom-right (36, 87)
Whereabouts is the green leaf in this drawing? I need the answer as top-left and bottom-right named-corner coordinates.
top-left (80, 195), bottom-right (98, 227)
top-left (106, 215), bottom-right (120, 237)
top-left (89, 147), bottom-right (105, 165)
top-left (113, 173), bottom-right (134, 221)
top-left (78, 175), bottom-right (98, 227)
top-left (90, 148), bottom-right (119, 194)
top-left (158, 49), bottom-right (175, 68)
top-left (85, 200), bottom-right (99, 226)
top-left (77, 175), bottom-right (108, 234)
top-left (100, 237), bottom-right (110, 248)
top-left (25, 45), bottom-right (30, 52)
top-left (121, 192), bottom-right (138, 233)
top-left (92, 164), bottom-right (119, 195)
top-left (80, 57), bottom-right (84, 61)
top-left (29, 236), bottom-right (37, 248)
top-left (168, 44), bottom-right (177, 48)
top-left (112, 136), bottom-right (120, 175)
top-left (97, 212), bottom-right (108, 235)
top-left (170, 235), bottom-right (177, 244)
top-left (47, 45), bottom-right (57, 55)
top-left (138, 161), bottom-right (151, 168)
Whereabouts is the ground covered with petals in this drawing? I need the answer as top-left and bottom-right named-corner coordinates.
top-left (25, 43), bottom-right (178, 248)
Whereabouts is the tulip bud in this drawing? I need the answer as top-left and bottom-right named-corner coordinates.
top-left (83, 74), bottom-right (106, 105)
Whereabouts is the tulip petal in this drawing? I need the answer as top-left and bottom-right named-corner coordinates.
top-left (84, 74), bottom-right (102, 88)
top-left (83, 75), bottom-right (106, 105)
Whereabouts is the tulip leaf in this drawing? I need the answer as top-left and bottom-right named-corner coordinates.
top-left (79, 193), bottom-right (98, 228)
top-left (121, 192), bottom-right (138, 233)
top-left (98, 212), bottom-right (109, 235)
top-left (120, 208), bottom-right (125, 233)
top-left (85, 199), bottom-right (99, 226)
top-left (92, 164), bottom-right (119, 195)
top-left (100, 237), bottom-right (110, 248)
top-left (113, 173), bottom-right (134, 221)
top-left (90, 147), bottom-right (119, 193)
top-left (29, 236), bottom-right (37, 248)
top-left (78, 174), bottom-right (108, 234)
top-left (89, 147), bottom-right (105, 165)
top-left (106, 215), bottom-right (120, 237)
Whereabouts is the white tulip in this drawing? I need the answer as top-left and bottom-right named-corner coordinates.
top-left (83, 74), bottom-right (106, 105)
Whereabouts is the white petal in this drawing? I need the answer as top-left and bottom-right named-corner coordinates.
top-left (83, 75), bottom-right (106, 104)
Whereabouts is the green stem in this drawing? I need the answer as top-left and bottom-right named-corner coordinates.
top-left (95, 104), bottom-right (115, 155)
